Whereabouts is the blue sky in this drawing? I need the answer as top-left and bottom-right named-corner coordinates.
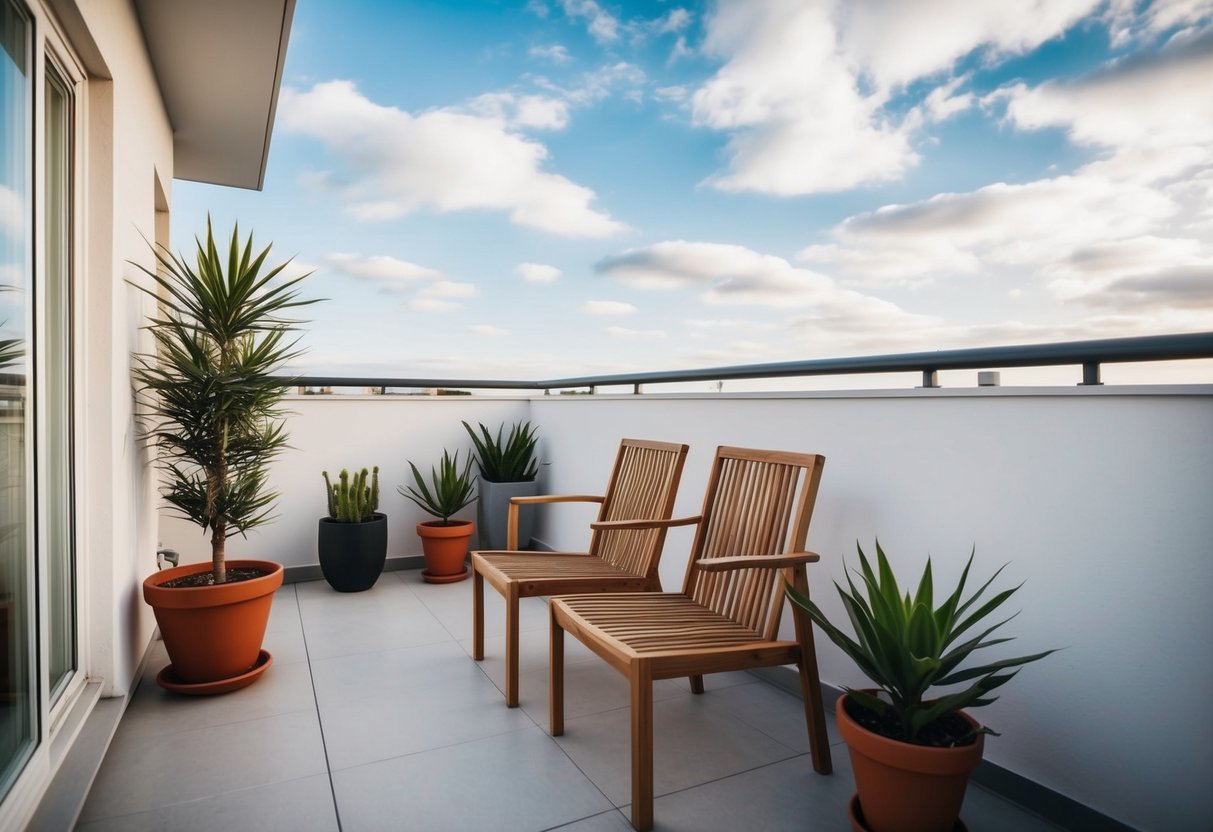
top-left (171, 0), bottom-right (1213, 385)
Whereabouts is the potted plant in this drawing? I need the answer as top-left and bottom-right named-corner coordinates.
top-left (133, 218), bottom-right (315, 694)
top-left (319, 467), bottom-right (387, 592)
top-left (462, 420), bottom-right (540, 549)
top-left (787, 542), bottom-right (1054, 832)
top-left (399, 449), bottom-right (477, 583)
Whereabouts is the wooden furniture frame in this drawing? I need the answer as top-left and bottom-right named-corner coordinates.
top-left (471, 438), bottom-right (690, 707)
top-left (549, 446), bottom-right (832, 831)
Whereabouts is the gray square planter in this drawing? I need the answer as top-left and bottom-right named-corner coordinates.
top-left (477, 480), bottom-right (540, 550)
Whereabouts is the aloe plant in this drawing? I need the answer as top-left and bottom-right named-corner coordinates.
top-left (399, 449), bottom-right (477, 523)
top-left (462, 420), bottom-right (539, 482)
top-left (787, 541), bottom-right (1054, 743)
top-left (132, 218), bottom-right (316, 583)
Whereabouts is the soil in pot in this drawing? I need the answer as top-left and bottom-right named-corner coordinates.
top-left (143, 559), bottom-right (283, 692)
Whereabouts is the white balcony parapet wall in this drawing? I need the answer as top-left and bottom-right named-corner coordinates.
top-left (159, 385), bottom-right (1213, 832)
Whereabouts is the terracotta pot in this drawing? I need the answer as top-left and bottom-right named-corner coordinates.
top-left (143, 559), bottom-right (283, 690)
top-left (417, 520), bottom-right (474, 583)
top-left (837, 694), bottom-right (984, 832)
top-left (318, 513), bottom-right (388, 592)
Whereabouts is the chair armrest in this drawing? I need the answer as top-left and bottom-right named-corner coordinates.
top-left (589, 515), bottom-right (702, 531)
top-left (509, 494), bottom-right (604, 506)
top-left (694, 552), bottom-right (821, 572)
top-left (507, 495), bottom-right (605, 548)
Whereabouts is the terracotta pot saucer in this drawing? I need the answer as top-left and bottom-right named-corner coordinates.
top-left (421, 567), bottom-right (469, 584)
top-left (156, 649), bottom-right (273, 695)
top-left (848, 795), bottom-right (968, 832)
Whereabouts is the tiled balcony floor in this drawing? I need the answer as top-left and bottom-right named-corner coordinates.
top-left (78, 571), bottom-right (1064, 831)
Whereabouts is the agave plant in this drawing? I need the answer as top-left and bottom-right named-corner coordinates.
top-left (787, 541), bottom-right (1054, 742)
top-left (399, 449), bottom-right (478, 523)
top-left (132, 218), bottom-right (316, 584)
top-left (462, 420), bottom-right (539, 482)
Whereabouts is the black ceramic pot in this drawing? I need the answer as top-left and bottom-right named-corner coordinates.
top-left (317, 513), bottom-right (388, 592)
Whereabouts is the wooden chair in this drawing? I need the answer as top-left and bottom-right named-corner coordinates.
top-left (549, 446), bottom-right (832, 831)
top-left (471, 438), bottom-right (690, 707)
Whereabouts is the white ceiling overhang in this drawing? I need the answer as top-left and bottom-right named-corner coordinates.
top-left (134, 0), bottom-right (296, 190)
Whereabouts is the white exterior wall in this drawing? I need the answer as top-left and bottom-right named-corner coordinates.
top-left (159, 387), bottom-right (1213, 830)
top-left (161, 397), bottom-right (533, 568)
top-left (65, 0), bottom-right (175, 698)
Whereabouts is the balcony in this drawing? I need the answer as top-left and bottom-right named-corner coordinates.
top-left (77, 575), bottom-right (1060, 831)
top-left (71, 340), bottom-right (1213, 830)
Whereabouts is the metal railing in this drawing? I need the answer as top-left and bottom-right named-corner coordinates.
top-left (281, 331), bottom-right (1213, 393)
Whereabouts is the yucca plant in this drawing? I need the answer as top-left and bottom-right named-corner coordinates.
top-left (132, 218), bottom-right (316, 584)
top-left (399, 449), bottom-right (477, 524)
top-left (462, 420), bottom-right (539, 482)
top-left (787, 541), bottom-right (1054, 744)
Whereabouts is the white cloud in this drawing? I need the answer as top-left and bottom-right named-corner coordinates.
top-left (596, 241), bottom-right (935, 341)
top-left (794, 26), bottom-right (1213, 327)
top-left (579, 300), bottom-right (638, 315)
top-left (558, 0), bottom-right (619, 43)
top-left (536, 62), bottom-right (648, 107)
top-left (515, 262), bottom-right (563, 283)
top-left (469, 92), bottom-right (570, 130)
top-left (529, 43), bottom-right (571, 63)
top-left (422, 280), bottom-right (478, 300)
top-left (280, 81), bottom-right (626, 238)
top-left (690, 0), bottom-right (1101, 195)
top-left (407, 298), bottom-right (461, 313)
top-left (0, 185), bottom-right (24, 240)
top-left (605, 326), bottom-right (668, 339)
top-left (834, 0), bottom-right (1099, 92)
top-left (324, 253), bottom-right (442, 291)
top-left (470, 324), bottom-right (509, 337)
top-left (692, 1), bottom-right (916, 194)
top-left (654, 85), bottom-right (689, 103)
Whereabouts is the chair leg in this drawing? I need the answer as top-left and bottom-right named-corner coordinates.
top-left (472, 567), bottom-right (485, 661)
top-left (630, 660), bottom-right (654, 832)
top-left (505, 584), bottom-right (520, 707)
top-left (793, 602), bottom-right (832, 775)
top-left (689, 674), bottom-right (704, 694)
top-left (550, 605), bottom-right (565, 736)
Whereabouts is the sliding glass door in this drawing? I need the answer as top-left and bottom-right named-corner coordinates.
top-left (0, 0), bottom-right (34, 797)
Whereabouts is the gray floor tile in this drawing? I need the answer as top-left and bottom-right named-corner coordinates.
top-left (555, 693), bottom-right (800, 806)
top-left (79, 710), bottom-right (327, 823)
top-left (298, 598), bottom-right (452, 660)
top-left (75, 774), bottom-right (339, 832)
top-left (116, 659), bottom-right (317, 740)
top-left (320, 672), bottom-right (534, 769)
top-left (961, 783), bottom-right (1066, 832)
top-left (459, 624), bottom-right (597, 699)
top-left (548, 808), bottom-right (636, 831)
top-left (265, 585), bottom-right (302, 635)
top-left (520, 659), bottom-right (685, 726)
top-left (698, 678), bottom-right (843, 752)
top-left (309, 638), bottom-right (484, 706)
top-left (331, 726), bottom-right (612, 832)
top-left (642, 754), bottom-right (856, 832)
top-left (410, 575), bottom-right (551, 640)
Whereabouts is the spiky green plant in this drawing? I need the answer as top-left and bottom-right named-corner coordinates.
top-left (462, 420), bottom-right (539, 482)
top-left (398, 449), bottom-right (477, 524)
top-left (787, 541), bottom-right (1054, 743)
top-left (132, 218), bottom-right (317, 584)
top-left (324, 466), bottom-right (380, 522)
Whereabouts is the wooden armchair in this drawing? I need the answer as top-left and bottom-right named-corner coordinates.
top-left (471, 438), bottom-right (690, 707)
top-left (549, 447), bottom-right (832, 831)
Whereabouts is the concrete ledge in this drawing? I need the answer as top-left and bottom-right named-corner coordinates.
top-left (748, 667), bottom-right (1136, 832)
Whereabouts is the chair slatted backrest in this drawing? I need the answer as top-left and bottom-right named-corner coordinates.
top-left (589, 439), bottom-right (689, 578)
top-left (683, 447), bottom-right (826, 640)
